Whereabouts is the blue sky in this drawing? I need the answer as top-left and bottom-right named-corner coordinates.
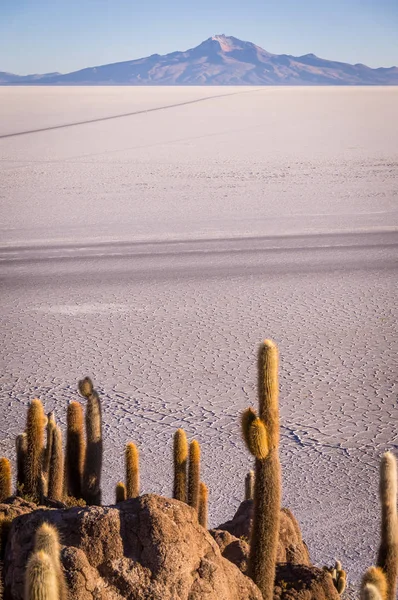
top-left (1, 0), bottom-right (398, 74)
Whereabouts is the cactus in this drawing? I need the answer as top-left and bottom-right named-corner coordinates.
top-left (125, 442), bottom-right (139, 499)
top-left (80, 379), bottom-right (102, 506)
top-left (188, 440), bottom-right (200, 512)
top-left (78, 376), bottom-right (93, 398)
top-left (24, 550), bottom-right (59, 600)
top-left (25, 399), bottom-right (46, 499)
top-left (115, 481), bottom-right (126, 502)
top-left (66, 402), bottom-right (85, 499)
top-left (244, 470), bottom-right (255, 501)
top-left (198, 482), bottom-right (208, 529)
top-left (361, 584), bottom-right (383, 600)
top-left (362, 567), bottom-right (388, 600)
top-left (48, 426), bottom-right (64, 502)
top-left (241, 340), bottom-right (281, 600)
top-left (376, 451), bottom-right (398, 600)
top-left (0, 458), bottom-right (12, 502)
top-left (34, 522), bottom-right (67, 600)
top-left (173, 429), bottom-right (188, 503)
top-left (42, 413), bottom-right (55, 476)
top-left (16, 432), bottom-right (28, 492)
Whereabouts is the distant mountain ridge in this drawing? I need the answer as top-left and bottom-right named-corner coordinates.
top-left (1, 35), bottom-right (397, 85)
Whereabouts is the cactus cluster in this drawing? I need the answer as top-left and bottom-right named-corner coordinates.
top-left (325, 560), bottom-right (347, 594)
top-left (0, 341), bottom-right (395, 600)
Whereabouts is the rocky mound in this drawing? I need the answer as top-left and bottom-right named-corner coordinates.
top-left (2, 495), bottom-right (262, 600)
top-left (0, 495), bottom-right (341, 600)
top-left (215, 500), bottom-right (311, 566)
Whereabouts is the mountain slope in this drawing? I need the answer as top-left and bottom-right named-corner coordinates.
top-left (2, 35), bottom-right (397, 85)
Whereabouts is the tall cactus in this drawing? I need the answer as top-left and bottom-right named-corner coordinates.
top-left (66, 401), bottom-right (85, 499)
top-left (79, 378), bottom-right (102, 506)
top-left (42, 413), bottom-right (56, 497)
top-left (362, 567), bottom-right (387, 600)
top-left (245, 470), bottom-right (255, 501)
top-left (24, 550), bottom-right (59, 600)
top-left (188, 440), bottom-right (200, 511)
top-left (0, 458), bottom-right (12, 501)
top-left (125, 442), bottom-right (140, 499)
top-left (376, 451), bottom-right (398, 600)
top-left (16, 432), bottom-right (28, 492)
top-left (173, 429), bottom-right (188, 503)
top-left (34, 522), bottom-right (67, 600)
top-left (25, 399), bottom-right (46, 500)
top-left (241, 340), bottom-right (281, 600)
top-left (48, 426), bottom-right (64, 502)
top-left (198, 482), bottom-right (208, 528)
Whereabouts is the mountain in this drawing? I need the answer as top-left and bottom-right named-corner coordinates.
top-left (2, 35), bottom-right (397, 85)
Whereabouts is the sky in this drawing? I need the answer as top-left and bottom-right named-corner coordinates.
top-left (1, 0), bottom-right (398, 74)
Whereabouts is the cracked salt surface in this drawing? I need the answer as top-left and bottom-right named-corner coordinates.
top-left (0, 87), bottom-right (397, 593)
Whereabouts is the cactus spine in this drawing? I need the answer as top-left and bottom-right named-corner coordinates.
top-left (16, 433), bottom-right (28, 492)
top-left (66, 401), bottom-right (85, 499)
top-left (242, 340), bottom-right (281, 600)
top-left (188, 440), bottom-right (200, 511)
top-left (25, 399), bottom-right (46, 500)
top-left (376, 451), bottom-right (398, 600)
top-left (115, 482), bottom-right (126, 503)
top-left (362, 567), bottom-right (388, 600)
top-left (48, 426), bottom-right (64, 502)
top-left (80, 378), bottom-right (102, 506)
top-left (0, 458), bottom-right (12, 502)
top-left (34, 522), bottom-right (67, 600)
top-left (173, 429), bottom-right (188, 503)
top-left (245, 470), bottom-right (255, 501)
top-left (198, 482), bottom-right (208, 528)
top-left (24, 550), bottom-right (59, 600)
top-left (125, 442), bottom-right (140, 499)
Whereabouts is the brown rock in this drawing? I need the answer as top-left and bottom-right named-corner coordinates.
top-left (4, 494), bottom-right (262, 600)
top-left (274, 563), bottom-right (340, 599)
top-left (216, 500), bottom-right (310, 566)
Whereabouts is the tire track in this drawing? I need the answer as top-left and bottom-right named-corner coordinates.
top-left (0, 88), bottom-right (262, 139)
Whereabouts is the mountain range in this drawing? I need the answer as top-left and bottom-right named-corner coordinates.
top-left (1, 35), bottom-right (397, 86)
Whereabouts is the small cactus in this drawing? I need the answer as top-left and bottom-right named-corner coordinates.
top-left (34, 522), bottom-right (67, 600)
top-left (0, 458), bottom-right (12, 502)
top-left (16, 432), bottom-right (28, 492)
top-left (125, 442), bottom-right (140, 499)
top-left (245, 470), bottom-right (255, 501)
top-left (198, 482), bottom-right (208, 529)
top-left (173, 429), bottom-right (188, 503)
top-left (242, 340), bottom-right (281, 600)
top-left (188, 440), bottom-right (200, 512)
top-left (362, 566), bottom-right (388, 600)
top-left (24, 550), bottom-right (59, 600)
top-left (48, 426), bottom-right (64, 502)
top-left (115, 481), bottom-right (126, 503)
top-left (377, 451), bottom-right (398, 600)
top-left (80, 381), bottom-right (102, 506)
top-left (66, 401), bottom-right (85, 499)
top-left (25, 399), bottom-right (46, 499)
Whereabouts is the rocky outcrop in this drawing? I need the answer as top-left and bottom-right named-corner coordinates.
top-left (215, 500), bottom-right (310, 566)
top-left (3, 494), bottom-right (262, 600)
top-left (274, 563), bottom-right (340, 599)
